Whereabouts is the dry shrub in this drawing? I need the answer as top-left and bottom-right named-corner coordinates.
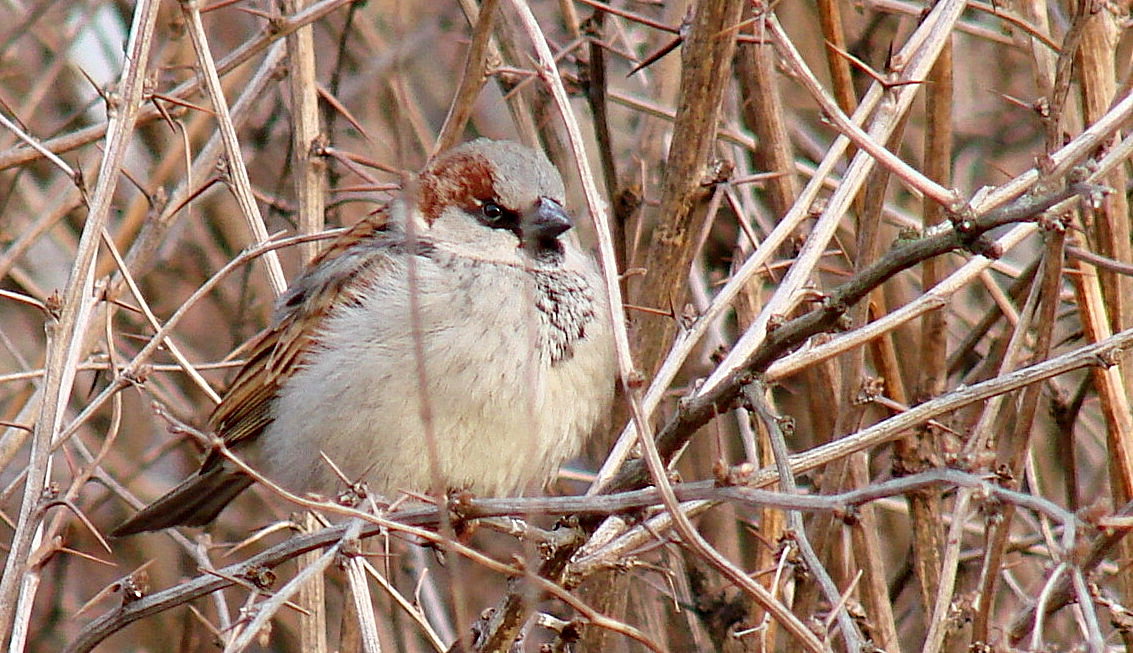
top-left (1, 0), bottom-right (1132, 651)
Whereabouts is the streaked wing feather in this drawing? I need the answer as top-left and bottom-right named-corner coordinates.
top-left (202, 210), bottom-right (394, 468)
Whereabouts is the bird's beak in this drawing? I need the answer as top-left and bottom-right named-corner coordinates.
top-left (523, 197), bottom-right (572, 243)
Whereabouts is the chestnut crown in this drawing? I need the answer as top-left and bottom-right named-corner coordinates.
top-left (410, 139), bottom-right (572, 255)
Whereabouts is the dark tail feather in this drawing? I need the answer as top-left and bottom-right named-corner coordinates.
top-left (111, 466), bottom-right (254, 536)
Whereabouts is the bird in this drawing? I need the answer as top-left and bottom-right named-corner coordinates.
top-left (112, 139), bottom-right (616, 536)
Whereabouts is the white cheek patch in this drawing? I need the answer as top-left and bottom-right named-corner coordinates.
top-left (427, 209), bottom-right (526, 265)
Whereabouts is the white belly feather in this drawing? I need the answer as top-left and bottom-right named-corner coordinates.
top-left (255, 247), bottom-right (614, 500)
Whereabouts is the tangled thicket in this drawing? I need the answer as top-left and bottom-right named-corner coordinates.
top-left (2, 0), bottom-right (1133, 651)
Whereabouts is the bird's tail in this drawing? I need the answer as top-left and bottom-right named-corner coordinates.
top-left (111, 466), bottom-right (253, 536)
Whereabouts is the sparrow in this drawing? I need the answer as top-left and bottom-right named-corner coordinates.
top-left (113, 139), bottom-right (616, 536)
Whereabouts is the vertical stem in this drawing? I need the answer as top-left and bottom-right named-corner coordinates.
top-left (628, 0), bottom-right (747, 380)
top-left (284, 0), bottom-right (328, 263)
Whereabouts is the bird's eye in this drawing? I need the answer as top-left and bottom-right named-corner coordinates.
top-left (481, 202), bottom-right (504, 222)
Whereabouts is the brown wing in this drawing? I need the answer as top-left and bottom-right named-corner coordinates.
top-left (202, 210), bottom-right (394, 468)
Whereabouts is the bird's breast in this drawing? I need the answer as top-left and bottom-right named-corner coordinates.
top-left (258, 251), bottom-right (612, 499)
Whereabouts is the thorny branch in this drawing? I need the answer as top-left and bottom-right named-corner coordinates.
top-left (66, 465), bottom-right (1093, 652)
top-left (7, 0), bottom-right (1133, 650)
top-left (609, 180), bottom-right (1097, 493)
